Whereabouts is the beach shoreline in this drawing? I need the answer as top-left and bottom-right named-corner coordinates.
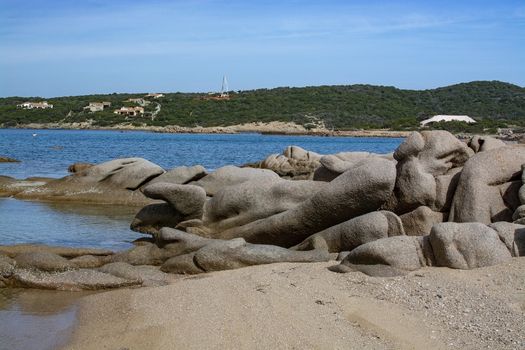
top-left (1, 122), bottom-right (411, 138)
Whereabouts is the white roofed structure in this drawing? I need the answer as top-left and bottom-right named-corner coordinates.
top-left (420, 115), bottom-right (476, 126)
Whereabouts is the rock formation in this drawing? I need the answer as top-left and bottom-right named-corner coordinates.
top-left (2, 130), bottom-right (525, 291)
top-left (246, 145), bottom-right (322, 179)
top-left (330, 221), bottom-right (524, 276)
top-left (124, 131), bottom-right (524, 277)
top-left (0, 156), bottom-right (20, 163)
top-left (12, 158), bottom-right (164, 205)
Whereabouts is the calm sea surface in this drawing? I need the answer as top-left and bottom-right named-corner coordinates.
top-left (0, 129), bottom-right (402, 179)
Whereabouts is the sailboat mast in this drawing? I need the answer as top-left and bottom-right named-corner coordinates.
top-left (221, 75), bottom-right (229, 97)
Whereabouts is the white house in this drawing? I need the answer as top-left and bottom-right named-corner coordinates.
top-left (420, 115), bottom-right (476, 126)
top-left (17, 101), bottom-right (54, 109)
top-left (114, 106), bottom-right (144, 117)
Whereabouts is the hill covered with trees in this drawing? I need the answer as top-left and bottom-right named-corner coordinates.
top-left (0, 80), bottom-right (523, 132)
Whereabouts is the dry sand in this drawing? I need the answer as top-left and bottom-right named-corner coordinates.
top-left (64, 258), bottom-right (525, 350)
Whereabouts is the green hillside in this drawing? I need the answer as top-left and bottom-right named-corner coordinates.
top-left (1, 81), bottom-right (524, 132)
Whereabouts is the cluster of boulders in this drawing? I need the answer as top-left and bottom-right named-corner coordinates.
top-left (245, 145), bottom-right (323, 179)
top-left (0, 158), bottom-right (207, 205)
top-left (0, 244), bottom-right (174, 290)
top-left (125, 131), bottom-right (524, 276)
top-left (1, 130), bottom-right (525, 290)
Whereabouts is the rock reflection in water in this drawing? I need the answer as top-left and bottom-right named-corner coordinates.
top-left (0, 198), bottom-right (142, 250)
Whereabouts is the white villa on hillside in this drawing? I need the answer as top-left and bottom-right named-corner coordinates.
top-left (83, 101), bottom-right (111, 113)
top-left (114, 106), bottom-right (144, 117)
top-left (145, 93), bottom-right (164, 99)
top-left (17, 101), bottom-right (53, 109)
top-left (420, 115), bottom-right (476, 126)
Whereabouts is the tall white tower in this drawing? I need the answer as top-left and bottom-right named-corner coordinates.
top-left (220, 75), bottom-right (229, 98)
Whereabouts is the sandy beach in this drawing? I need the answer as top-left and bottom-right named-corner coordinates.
top-left (64, 258), bottom-right (525, 350)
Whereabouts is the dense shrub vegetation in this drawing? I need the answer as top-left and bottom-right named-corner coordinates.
top-left (0, 81), bottom-right (523, 131)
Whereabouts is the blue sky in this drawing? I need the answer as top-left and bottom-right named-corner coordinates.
top-left (1, 0), bottom-right (524, 97)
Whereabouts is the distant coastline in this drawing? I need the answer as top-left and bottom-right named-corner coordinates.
top-left (1, 81), bottom-right (523, 135)
top-left (1, 122), bottom-right (412, 138)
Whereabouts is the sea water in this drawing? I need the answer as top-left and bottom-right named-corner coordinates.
top-left (0, 129), bottom-right (402, 179)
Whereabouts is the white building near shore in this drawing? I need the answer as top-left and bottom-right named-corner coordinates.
top-left (17, 101), bottom-right (54, 109)
top-left (420, 115), bottom-right (476, 126)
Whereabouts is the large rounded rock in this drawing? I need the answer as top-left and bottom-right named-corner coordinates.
top-left (143, 183), bottom-right (206, 218)
top-left (158, 228), bottom-right (213, 255)
top-left (79, 158), bottom-right (164, 190)
top-left (429, 222), bottom-right (512, 269)
top-left (330, 221), bottom-right (522, 275)
top-left (468, 135), bottom-right (506, 153)
top-left (193, 166), bottom-right (280, 196)
top-left (147, 165), bottom-right (207, 185)
top-left (98, 262), bottom-right (143, 283)
top-left (216, 157), bottom-right (396, 247)
top-left (334, 236), bottom-right (427, 273)
top-left (400, 206), bottom-right (444, 236)
top-left (449, 146), bottom-right (525, 224)
top-left (14, 158), bottom-right (164, 205)
top-left (194, 239), bottom-right (329, 272)
top-left (69, 255), bottom-right (107, 268)
top-left (130, 203), bottom-right (181, 234)
top-left (161, 253), bottom-right (204, 274)
top-left (108, 244), bottom-right (172, 266)
top-left (488, 221), bottom-right (525, 257)
top-left (314, 152), bottom-right (394, 182)
top-left (291, 211), bottom-right (404, 253)
top-left (160, 233), bottom-right (330, 274)
top-left (392, 131), bottom-right (472, 213)
top-left (14, 252), bottom-right (74, 272)
top-left (254, 146), bottom-right (322, 179)
top-left (201, 179), bottom-right (327, 235)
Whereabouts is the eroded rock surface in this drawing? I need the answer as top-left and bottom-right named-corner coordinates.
top-left (147, 165), bottom-right (207, 185)
top-left (331, 221), bottom-right (523, 276)
top-left (449, 146), bottom-right (525, 224)
top-left (250, 146), bottom-right (323, 179)
top-left (192, 165), bottom-right (279, 196)
top-left (391, 131), bottom-right (472, 214)
top-left (4, 131), bottom-right (525, 291)
top-left (14, 158), bottom-right (165, 205)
